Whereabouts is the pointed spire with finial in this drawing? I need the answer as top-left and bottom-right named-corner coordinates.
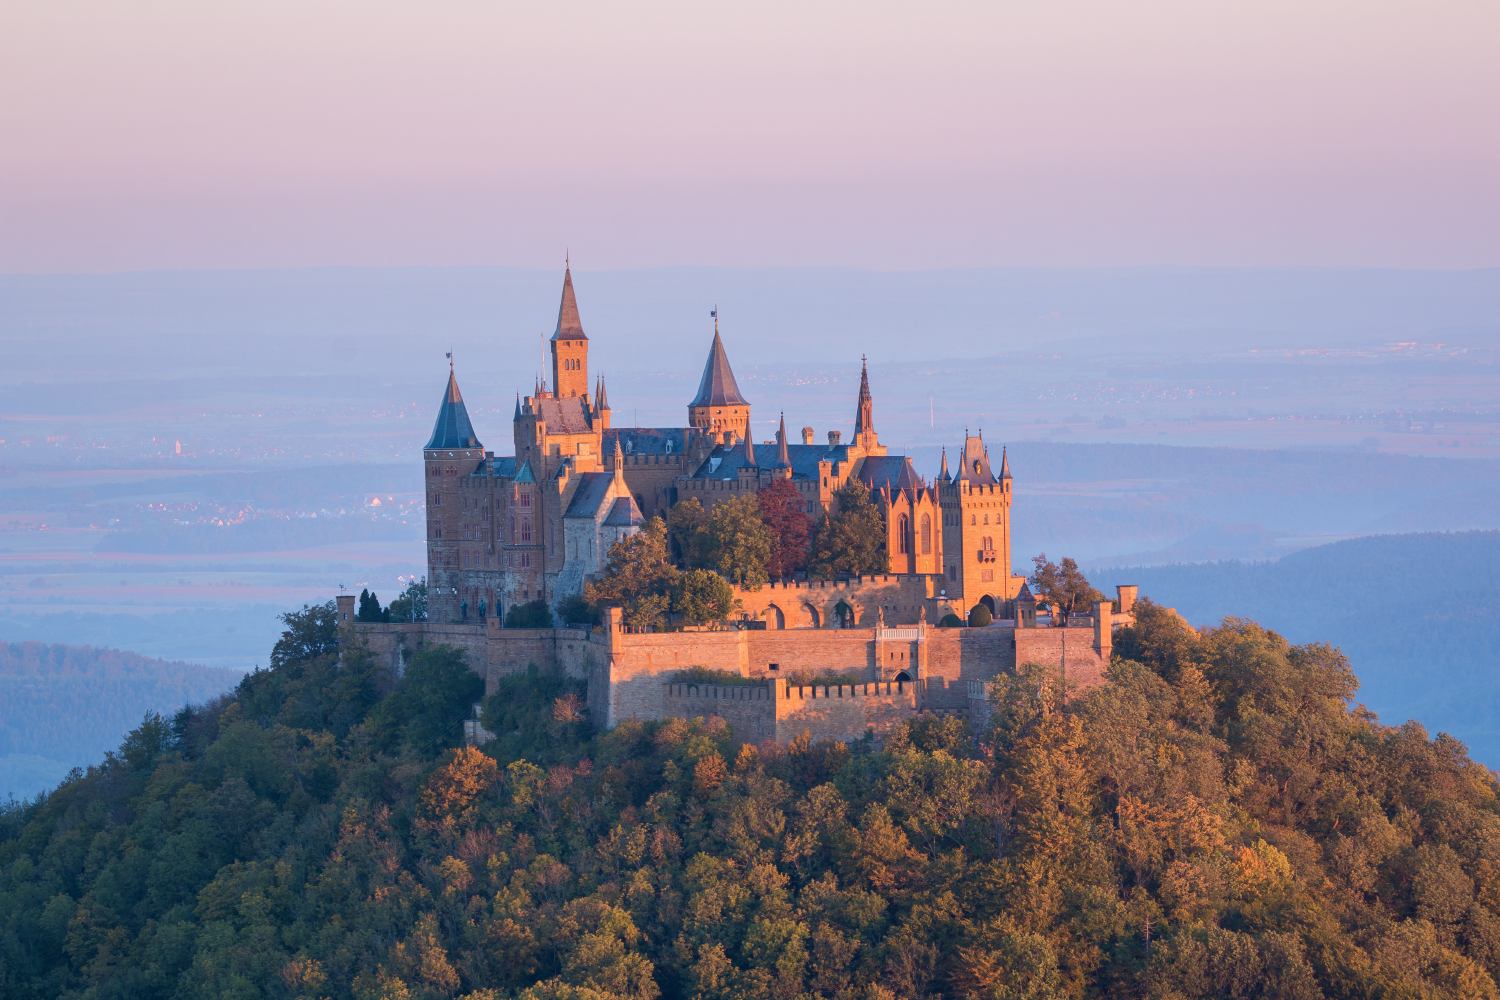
top-left (691, 309), bottom-right (749, 407)
top-left (776, 411), bottom-right (791, 468)
top-left (425, 355), bottom-right (482, 450)
top-left (613, 433), bottom-right (625, 484)
top-left (854, 354), bottom-right (875, 443)
top-left (742, 425), bottom-right (756, 467)
top-left (595, 374), bottom-right (609, 410)
top-left (552, 255), bottom-right (586, 341)
top-left (1000, 446), bottom-right (1011, 480)
top-left (939, 446), bottom-right (950, 481)
top-left (513, 392), bottom-right (522, 420)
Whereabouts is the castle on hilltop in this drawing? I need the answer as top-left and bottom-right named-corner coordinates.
top-left (424, 264), bottom-right (1024, 626)
top-left (344, 264), bottom-right (1136, 745)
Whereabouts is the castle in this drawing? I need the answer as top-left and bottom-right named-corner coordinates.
top-left (346, 264), bottom-right (1136, 744)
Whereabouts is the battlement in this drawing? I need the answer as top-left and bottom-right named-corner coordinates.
top-left (780, 679), bottom-right (909, 701)
top-left (665, 681), bottom-right (773, 702)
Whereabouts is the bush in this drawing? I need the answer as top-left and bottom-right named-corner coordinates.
top-left (557, 593), bottom-right (602, 626)
top-left (505, 600), bottom-right (554, 629)
top-left (968, 603), bottom-right (993, 627)
top-left (938, 613), bottom-right (965, 628)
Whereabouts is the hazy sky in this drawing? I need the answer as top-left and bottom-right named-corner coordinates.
top-left (3, 1), bottom-right (1498, 271)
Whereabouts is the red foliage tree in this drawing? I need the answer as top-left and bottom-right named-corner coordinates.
top-left (758, 478), bottom-right (812, 580)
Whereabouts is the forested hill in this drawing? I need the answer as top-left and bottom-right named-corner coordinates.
top-left (1092, 531), bottom-right (1500, 764)
top-left (0, 642), bottom-right (242, 801)
top-left (5, 605), bottom-right (1500, 999)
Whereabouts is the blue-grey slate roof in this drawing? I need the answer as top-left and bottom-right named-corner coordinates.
top-left (604, 427), bottom-right (691, 457)
top-left (425, 371), bottom-right (482, 450)
top-left (564, 472), bottom-right (616, 519)
top-left (857, 455), bottom-right (925, 493)
top-left (603, 496), bottom-right (644, 527)
top-left (690, 442), bottom-right (850, 481)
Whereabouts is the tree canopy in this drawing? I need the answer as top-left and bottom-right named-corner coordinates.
top-left (6, 599), bottom-right (1500, 999)
top-left (808, 479), bottom-right (888, 579)
top-left (1031, 553), bottom-right (1104, 622)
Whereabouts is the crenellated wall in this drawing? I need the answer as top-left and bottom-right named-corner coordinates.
top-left (343, 584), bottom-right (1136, 745)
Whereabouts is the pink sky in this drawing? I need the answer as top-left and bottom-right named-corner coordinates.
top-left (3, 0), bottom-right (1497, 271)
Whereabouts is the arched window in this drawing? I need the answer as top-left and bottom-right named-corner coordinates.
top-left (898, 513), bottom-right (910, 554)
top-left (920, 514), bottom-right (932, 554)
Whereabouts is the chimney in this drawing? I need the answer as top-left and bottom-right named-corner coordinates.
top-left (802, 426), bottom-right (815, 445)
top-left (828, 430), bottom-right (842, 447)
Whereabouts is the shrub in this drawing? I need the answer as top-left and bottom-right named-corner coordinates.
top-left (505, 600), bottom-right (554, 629)
top-left (968, 603), bottom-right (993, 627)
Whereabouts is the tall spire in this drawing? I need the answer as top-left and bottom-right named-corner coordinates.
top-left (513, 392), bottom-right (521, 420)
top-left (854, 354), bottom-right (875, 443)
top-left (595, 374), bottom-right (609, 410)
top-left (939, 446), bottom-right (950, 481)
top-left (425, 362), bottom-right (482, 450)
top-left (776, 412), bottom-right (791, 468)
top-left (1000, 446), bottom-right (1011, 480)
top-left (612, 434), bottom-right (625, 485)
top-left (552, 261), bottom-right (586, 341)
top-left (742, 426), bottom-right (756, 466)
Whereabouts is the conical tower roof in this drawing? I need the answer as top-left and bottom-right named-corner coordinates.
top-left (776, 412), bottom-right (791, 468)
top-left (552, 265), bottom-right (587, 342)
top-left (691, 328), bottom-right (749, 407)
top-left (1000, 446), bottom-right (1011, 480)
top-left (741, 427), bottom-right (756, 466)
top-left (596, 374), bottom-right (609, 410)
top-left (425, 365), bottom-right (482, 450)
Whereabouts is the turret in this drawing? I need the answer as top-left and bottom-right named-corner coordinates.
top-left (775, 412), bottom-right (791, 470)
top-left (688, 311), bottom-right (750, 441)
top-left (424, 359), bottom-right (484, 623)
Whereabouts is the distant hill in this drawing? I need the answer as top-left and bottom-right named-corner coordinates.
top-left (1093, 531), bottom-right (1500, 764)
top-left (0, 643), bottom-right (242, 800)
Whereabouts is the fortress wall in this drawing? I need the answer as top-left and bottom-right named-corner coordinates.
top-left (733, 574), bottom-right (936, 629)
top-left (921, 626), bottom-right (1016, 710)
top-left (347, 620), bottom-right (597, 691)
top-left (1014, 627), bottom-right (1110, 693)
top-left (742, 629), bottom-right (876, 677)
top-left (775, 680), bottom-right (919, 743)
top-left (601, 629), bottom-right (749, 727)
top-left (663, 682), bottom-right (777, 744)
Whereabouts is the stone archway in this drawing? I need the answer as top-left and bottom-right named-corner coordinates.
top-left (803, 603), bottom-right (822, 628)
top-left (762, 604), bottom-right (785, 630)
top-left (980, 594), bottom-right (998, 616)
top-left (834, 600), bottom-right (854, 629)
top-left (894, 670), bottom-right (912, 683)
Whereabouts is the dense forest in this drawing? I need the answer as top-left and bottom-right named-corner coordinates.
top-left (4, 601), bottom-right (1500, 999)
top-left (1095, 531), bottom-right (1500, 763)
top-left (0, 642), bottom-right (242, 801)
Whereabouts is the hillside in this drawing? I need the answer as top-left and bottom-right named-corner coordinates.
top-left (0, 642), bottom-right (242, 801)
top-left (1092, 531), bottom-right (1500, 764)
top-left (4, 605), bottom-right (1500, 998)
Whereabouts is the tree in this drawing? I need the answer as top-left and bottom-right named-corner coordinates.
top-left (666, 497), bottom-right (714, 569)
top-left (557, 593), bottom-right (602, 627)
top-left (386, 578), bottom-right (429, 622)
top-left (1029, 554), bottom-right (1102, 624)
top-left (807, 479), bottom-right (887, 579)
top-left (355, 588), bottom-right (386, 623)
top-left (706, 494), bottom-right (774, 589)
top-left (969, 603), bottom-right (993, 627)
top-left (269, 601), bottom-right (339, 669)
top-left (671, 569), bottom-right (736, 625)
top-left (586, 517), bottom-right (678, 629)
top-left (371, 644), bottom-right (484, 755)
top-left (758, 478), bottom-right (812, 580)
top-left (505, 600), bottom-right (554, 629)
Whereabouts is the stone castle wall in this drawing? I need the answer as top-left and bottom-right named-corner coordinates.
top-left (343, 589), bottom-right (1130, 746)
